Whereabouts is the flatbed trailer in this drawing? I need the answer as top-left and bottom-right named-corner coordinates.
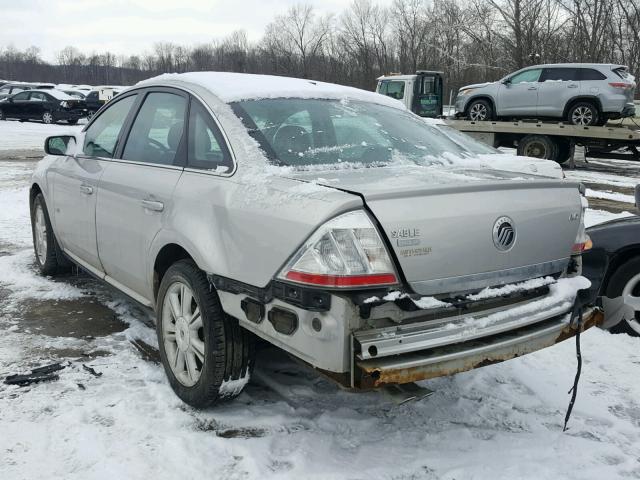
top-left (445, 119), bottom-right (640, 163)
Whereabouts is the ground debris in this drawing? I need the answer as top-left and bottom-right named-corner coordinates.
top-left (82, 364), bottom-right (103, 377)
top-left (130, 338), bottom-right (161, 364)
top-left (3, 362), bottom-right (66, 386)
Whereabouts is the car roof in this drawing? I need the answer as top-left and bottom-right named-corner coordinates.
top-left (524, 63), bottom-right (626, 69)
top-left (135, 72), bottom-right (405, 110)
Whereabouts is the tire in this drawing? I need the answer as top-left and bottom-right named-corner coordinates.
top-left (567, 102), bottom-right (599, 126)
top-left (0, 109), bottom-right (4, 120)
top-left (517, 134), bottom-right (558, 160)
top-left (30, 193), bottom-right (68, 276)
top-left (555, 139), bottom-right (572, 164)
top-left (42, 111), bottom-right (55, 124)
top-left (156, 259), bottom-right (255, 408)
top-left (466, 99), bottom-right (494, 121)
top-left (67, 119), bottom-right (78, 125)
top-left (606, 256), bottom-right (640, 337)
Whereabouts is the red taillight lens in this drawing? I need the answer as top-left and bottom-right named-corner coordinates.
top-left (609, 82), bottom-right (630, 89)
top-left (572, 236), bottom-right (593, 254)
top-left (285, 271), bottom-right (398, 287)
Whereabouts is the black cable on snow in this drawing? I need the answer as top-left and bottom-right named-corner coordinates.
top-left (563, 306), bottom-right (583, 432)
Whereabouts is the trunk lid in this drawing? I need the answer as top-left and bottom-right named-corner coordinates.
top-left (289, 165), bottom-right (582, 296)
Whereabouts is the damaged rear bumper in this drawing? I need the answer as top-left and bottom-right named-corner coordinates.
top-left (355, 307), bottom-right (602, 389)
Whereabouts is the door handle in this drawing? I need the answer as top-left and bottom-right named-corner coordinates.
top-left (79, 185), bottom-right (93, 195)
top-left (568, 84), bottom-right (579, 88)
top-left (141, 199), bottom-right (164, 212)
top-left (527, 86), bottom-right (537, 90)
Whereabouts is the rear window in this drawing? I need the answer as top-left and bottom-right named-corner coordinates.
top-left (579, 69), bottom-right (607, 81)
top-left (613, 67), bottom-right (633, 81)
top-left (231, 98), bottom-right (469, 167)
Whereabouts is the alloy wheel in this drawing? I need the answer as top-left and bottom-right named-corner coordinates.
top-left (34, 202), bottom-right (48, 265)
top-left (162, 281), bottom-right (205, 387)
top-left (622, 272), bottom-right (640, 335)
top-left (469, 103), bottom-right (488, 121)
top-left (42, 112), bottom-right (54, 124)
top-left (571, 106), bottom-right (594, 125)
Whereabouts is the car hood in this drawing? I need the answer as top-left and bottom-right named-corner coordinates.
top-left (460, 82), bottom-right (495, 90)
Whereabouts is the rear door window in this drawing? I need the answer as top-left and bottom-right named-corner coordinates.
top-left (540, 68), bottom-right (578, 82)
top-left (122, 92), bottom-right (187, 166)
top-left (579, 69), bottom-right (607, 81)
top-left (187, 99), bottom-right (233, 172)
top-left (29, 92), bottom-right (47, 102)
top-left (83, 94), bottom-right (137, 158)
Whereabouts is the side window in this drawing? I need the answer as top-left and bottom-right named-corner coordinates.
top-left (29, 92), bottom-right (47, 102)
top-left (385, 81), bottom-right (405, 100)
top-left (540, 68), bottom-right (578, 82)
top-left (187, 100), bottom-right (233, 172)
top-left (510, 69), bottom-right (542, 84)
top-left (12, 92), bottom-right (30, 101)
top-left (579, 69), bottom-right (607, 81)
top-left (83, 94), bottom-right (137, 158)
top-left (122, 92), bottom-right (187, 166)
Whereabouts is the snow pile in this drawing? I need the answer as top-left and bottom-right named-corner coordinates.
top-left (219, 373), bottom-right (251, 398)
top-left (465, 276), bottom-right (557, 301)
top-left (585, 188), bottom-right (635, 204)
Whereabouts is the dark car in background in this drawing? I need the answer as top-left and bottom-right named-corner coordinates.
top-left (62, 90), bottom-right (87, 99)
top-left (0, 82), bottom-right (56, 100)
top-left (0, 89), bottom-right (87, 124)
top-left (583, 187), bottom-right (640, 336)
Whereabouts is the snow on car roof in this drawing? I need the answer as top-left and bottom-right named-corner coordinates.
top-left (137, 72), bottom-right (406, 109)
top-left (35, 89), bottom-right (75, 100)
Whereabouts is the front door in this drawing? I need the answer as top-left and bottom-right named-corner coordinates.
top-left (496, 68), bottom-right (542, 116)
top-left (4, 91), bottom-right (30, 118)
top-left (96, 89), bottom-right (187, 301)
top-left (50, 93), bottom-right (139, 272)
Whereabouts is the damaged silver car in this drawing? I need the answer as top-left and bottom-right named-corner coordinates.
top-left (30, 72), bottom-right (600, 407)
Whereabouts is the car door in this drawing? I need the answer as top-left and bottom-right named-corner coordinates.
top-left (5, 91), bottom-right (30, 118)
top-left (50, 93), bottom-right (139, 274)
top-left (536, 67), bottom-right (580, 117)
top-left (496, 68), bottom-right (542, 116)
top-left (95, 88), bottom-right (187, 303)
top-left (27, 91), bottom-right (48, 119)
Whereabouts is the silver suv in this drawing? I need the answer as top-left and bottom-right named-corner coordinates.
top-left (455, 63), bottom-right (636, 126)
top-left (31, 72), bottom-right (597, 407)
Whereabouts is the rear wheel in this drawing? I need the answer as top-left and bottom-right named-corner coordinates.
top-left (607, 257), bottom-right (640, 337)
top-left (567, 102), bottom-right (599, 126)
top-left (30, 193), bottom-right (68, 276)
top-left (0, 109), bottom-right (4, 120)
top-left (156, 259), bottom-right (255, 408)
top-left (517, 134), bottom-right (558, 160)
top-left (42, 111), bottom-right (55, 124)
top-left (466, 99), bottom-right (494, 121)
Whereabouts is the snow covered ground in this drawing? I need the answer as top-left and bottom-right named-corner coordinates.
top-left (1, 120), bottom-right (640, 479)
top-left (0, 119), bottom-right (83, 150)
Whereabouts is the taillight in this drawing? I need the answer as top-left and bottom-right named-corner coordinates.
top-left (572, 194), bottom-right (591, 254)
top-left (278, 210), bottom-right (398, 288)
top-left (60, 101), bottom-right (69, 108)
top-left (609, 82), bottom-right (631, 89)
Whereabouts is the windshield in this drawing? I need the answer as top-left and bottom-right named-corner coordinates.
top-left (435, 124), bottom-right (500, 155)
top-left (231, 98), bottom-right (471, 167)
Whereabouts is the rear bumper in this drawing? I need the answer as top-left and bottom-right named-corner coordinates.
top-left (356, 307), bottom-right (601, 388)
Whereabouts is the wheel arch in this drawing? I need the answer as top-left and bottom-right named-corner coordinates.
top-left (152, 243), bottom-right (198, 302)
top-left (600, 246), bottom-right (640, 295)
top-left (563, 96), bottom-right (603, 119)
top-left (465, 95), bottom-right (496, 116)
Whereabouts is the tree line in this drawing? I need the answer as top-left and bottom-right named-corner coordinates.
top-left (1, 0), bottom-right (639, 96)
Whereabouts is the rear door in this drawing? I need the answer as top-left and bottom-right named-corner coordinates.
top-left (27, 91), bottom-right (48, 119)
top-left (496, 68), bottom-right (542, 116)
top-left (50, 92), bottom-right (139, 272)
top-left (578, 67), bottom-right (607, 98)
top-left (95, 88), bottom-right (187, 301)
top-left (537, 67), bottom-right (580, 117)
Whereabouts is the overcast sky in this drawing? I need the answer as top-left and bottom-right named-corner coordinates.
top-left (1, 0), bottom-right (353, 62)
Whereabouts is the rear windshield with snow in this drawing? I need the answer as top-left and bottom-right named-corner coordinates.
top-left (231, 98), bottom-right (470, 167)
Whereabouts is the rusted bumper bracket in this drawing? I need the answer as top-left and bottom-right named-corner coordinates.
top-left (356, 308), bottom-right (602, 389)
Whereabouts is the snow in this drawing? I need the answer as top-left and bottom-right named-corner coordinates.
top-left (138, 72), bottom-right (406, 110)
top-left (584, 209), bottom-right (634, 228)
top-left (364, 291), bottom-right (452, 310)
top-left (585, 187), bottom-right (636, 204)
top-left (465, 276), bottom-right (557, 301)
top-left (40, 89), bottom-right (75, 101)
top-left (0, 120), bottom-right (82, 150)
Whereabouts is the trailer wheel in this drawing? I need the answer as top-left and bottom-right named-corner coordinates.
top-left (517, 134), bottom-right (558, 160)
top-left (555, 139), bottom-right (572, 164)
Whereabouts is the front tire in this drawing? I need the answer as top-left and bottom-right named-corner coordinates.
top-left (567, 102), bottom-right (599, 126)
top-left (466, 99), bottom-right (494, 121)
top-left (156, 260), bottom-right (255, 408)
top-left (607, 257), bottom-right (640, 337)
top-left (30, 193), bottom-right (67, 276)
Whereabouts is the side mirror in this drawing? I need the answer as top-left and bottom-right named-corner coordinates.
top-left (502, 78), bottom-right (511, 85)
top-left (45, 135), bottom-right (76, 156)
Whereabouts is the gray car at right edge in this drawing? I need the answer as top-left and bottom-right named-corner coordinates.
top-left (455, 63), bottom-right (636, 126)
top-left (30, 72), bottom-right (600, 408)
